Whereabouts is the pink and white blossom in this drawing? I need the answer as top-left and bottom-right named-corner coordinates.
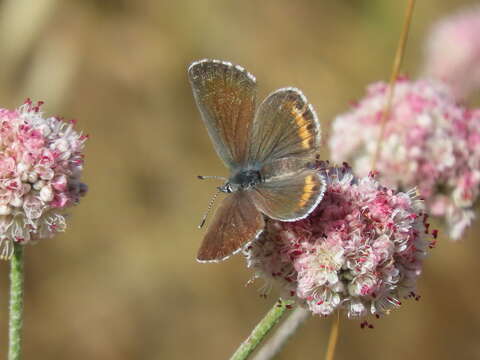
top-left (329, 78), bottom-right (480, 240)
top-left (245, 164), bottom-right (432, 318)
top-left (423, 6), bottom-right (480, 100)
top-left (0, 100), bottom-right (87, 259)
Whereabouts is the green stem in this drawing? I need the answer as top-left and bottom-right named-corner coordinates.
top-left (252, 307), bottom-right (309, 360)
top-left (8, 243), bottom-right (24, 360)
top-left (230, 299), bottom-right (292, 360)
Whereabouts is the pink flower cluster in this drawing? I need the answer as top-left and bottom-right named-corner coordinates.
top-left (0, 100), bottom-right (87, 259)
top-left (423, 5), bottom-right (480, 100)
top-left (245, 164), bottom-right (432, 318)
top-left (329, 78), bottom-right (480, 240)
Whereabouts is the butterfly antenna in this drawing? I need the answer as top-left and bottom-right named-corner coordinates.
top-left (198, 188), bottom-right (222, 229)
top-left (197, 175), bottom-right (227, 181)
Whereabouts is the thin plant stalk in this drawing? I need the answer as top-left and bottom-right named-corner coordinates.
top-left (324, 311), bottom-right (340, 360)
top-left (371, 0), bottom-right (416, 170)
top-left (8, 243), bottom-right (25, 360)
top-left (252, 307), bottom-right (309, 360)
top-left (230, 299), bottom-right (292, 360)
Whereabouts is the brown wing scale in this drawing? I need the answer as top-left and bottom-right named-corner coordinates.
top-left (197, 192), bottom-right (265, 262)
top-left (249, 167), bottom-right (325, 221)
top-left (188, 59), bottom-right (257, 168)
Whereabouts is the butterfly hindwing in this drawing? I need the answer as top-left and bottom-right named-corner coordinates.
top-left (197, 192), bottom-right (265, 262)
top-left (188, 59), bottom-right (257, 169)
top-left (249, 159), bottom-right (326, 221)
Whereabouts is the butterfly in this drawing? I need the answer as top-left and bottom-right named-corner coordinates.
top-left (188, 59), bottom-right (325, 263)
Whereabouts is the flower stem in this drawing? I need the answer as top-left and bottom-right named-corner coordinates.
top-left (8, 243), bottom-right (24, 360)
top-left (371, 0), bottom-right (416, 171)
top-left (324, 311), bottom-right (340, 360)
top-left (252, 307), bottom-right (309, 360)
top-left (230, 299), bottom-right (292, 360)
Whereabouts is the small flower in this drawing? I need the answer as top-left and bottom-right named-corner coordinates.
top-left (329, 78), bottom-right (480, 240)
top-left (244, 164), bottom-right (432, 318)
top-left (423, 5), bottom-right (480, 100)
top-left (0, 100), bottom-right (88, 259)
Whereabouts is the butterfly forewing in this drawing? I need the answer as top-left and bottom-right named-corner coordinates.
top-left (249, 165), bottom-right (326, 221)
top-left (188, 60), bottom-right (257, 169)
top-left (197, 192), bottom-right (265, 262)
top-left (247, 87), bottom-right (320, 164)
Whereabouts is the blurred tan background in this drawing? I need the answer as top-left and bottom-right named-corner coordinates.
top-left (0, 0), bottom-right (479, 359)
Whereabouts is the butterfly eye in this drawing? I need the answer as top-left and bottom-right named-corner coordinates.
top-left (219, 184), bottom-right (233, 193)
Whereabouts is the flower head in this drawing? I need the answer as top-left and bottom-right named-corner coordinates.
top-left (245, 164), bottom-right (432, 318)
top-left (0, 100), bottom-right (88, 259)
top-left (423, 5), bottom-right (480, 100)
top-left (329, 78), bottom-right (480, 240)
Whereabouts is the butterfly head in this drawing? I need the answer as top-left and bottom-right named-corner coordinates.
top-left (219, 168), bottom-right (262, 194)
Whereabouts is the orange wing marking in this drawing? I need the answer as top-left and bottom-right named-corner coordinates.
top-left (298, 175), bottom-right (317, 208)
top-left (291, 106), bottom-right (313, 149)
